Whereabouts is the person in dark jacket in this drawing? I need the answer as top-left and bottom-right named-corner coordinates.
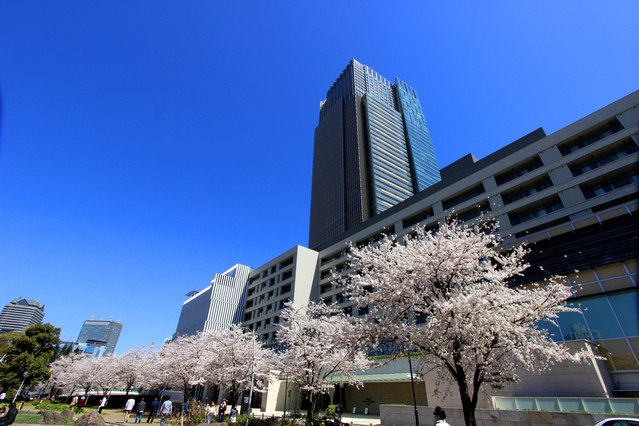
top-left (0, 403), bottom-right (18, 426)
top-left (147, 398), bottom-right (159, 423)
top-left (135, 399), bottom-right (147, 424)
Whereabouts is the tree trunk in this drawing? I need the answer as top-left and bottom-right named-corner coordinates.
top-left (452, 356), bottom-right (477, 426)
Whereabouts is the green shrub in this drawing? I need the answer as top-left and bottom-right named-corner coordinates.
top-left (325, 405), bottom-right (336, 417)
top-left (15, 412), bottom-right (43, 424)
top-left (35, 402), bottom-right (67, 412)
top-left (182, 400), bottom-right (208, 426)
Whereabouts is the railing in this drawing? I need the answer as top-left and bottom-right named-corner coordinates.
top-left (492, 396), bottom-right (639, 415)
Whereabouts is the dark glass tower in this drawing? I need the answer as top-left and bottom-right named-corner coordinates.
top-left (309, 59), bottom-right (441, 249)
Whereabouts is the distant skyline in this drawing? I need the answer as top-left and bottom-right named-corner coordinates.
top-left (1, 1), bottom-right (637, 353)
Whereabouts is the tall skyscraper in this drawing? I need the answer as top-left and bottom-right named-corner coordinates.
top-left (175, 263), bottom-right (252, 336)
top-left (76, 319), bottom-right (122, 357)
top-left (0, 298), bottom-right (45, 333)
top-left (309, 59), bottom-right (441, 248)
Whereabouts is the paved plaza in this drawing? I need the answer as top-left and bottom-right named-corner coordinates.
top-left (17, 405), bottom-right (382, 426)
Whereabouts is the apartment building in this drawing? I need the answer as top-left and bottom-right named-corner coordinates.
top-left (253, 91), bottom-right (638, 414)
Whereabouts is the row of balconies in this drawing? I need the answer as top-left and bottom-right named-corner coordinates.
top-left (248, 257), bottom-right (295, 286)
top-left (317, 115), bottom-right (636, 272)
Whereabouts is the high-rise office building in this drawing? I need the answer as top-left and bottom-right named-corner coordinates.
top-left (76, 319), bottom-right (122, 357)
top-left (175, 264), bottom-right (252, 336)
top-left (309, 59), bottom-right (441, 248)
top-left (0, 298), bottom-right (45, 333)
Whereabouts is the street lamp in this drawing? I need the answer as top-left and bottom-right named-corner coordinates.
top-left (407, 349), bottom-right (420, 426)
top-left (13, 363), bottom-right (33, 403)
top-left (245, 330), bottom-right (255, 426)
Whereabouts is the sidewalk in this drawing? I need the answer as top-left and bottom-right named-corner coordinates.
top-left (19, 406), bottom-right (382, 426)
top-left (255, 409), bottom-right (381, 426)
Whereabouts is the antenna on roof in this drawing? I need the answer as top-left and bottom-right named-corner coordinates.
top-left (109, 315), bottom-right (113, 321)
top-left (117, 318), bottom-right (121, 323)
top-left (91, 314), bottom-right (94, 320)
top-left (37, 294), bottom-right (42, 302)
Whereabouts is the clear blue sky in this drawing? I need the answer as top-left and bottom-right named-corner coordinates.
top-left (1, 1), bottom-right (637, 353)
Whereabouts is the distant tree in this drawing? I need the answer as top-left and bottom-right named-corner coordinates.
top-left (72, 356), bottom-right (108, 402)
top-left (275, 302), bottom-right (372, 419)
top-left (342, 219), bottom-right (590, 426)
top-left (0, 324), bottom-right (60, 394)
top-left (153, 334), bottom-right (205, 403)
top-left (114, 347), bottom-right (147, 395)
top-left (49, 352), bottom-right (86, 398)
top-left (139, 348), bottom-right (171, 399)
top-left (93, 355), bottom-right (120, 400)
top-left (200, 325), bottom-right (271, 407)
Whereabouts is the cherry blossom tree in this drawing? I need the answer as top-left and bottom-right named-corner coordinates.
top-left (49, 353), bottom-right (86, 399)
top-left (138, 347), bottom-right (172, 399)
top-left (115, 347), bottom-right (148, 395)
top-left (92, 355), bottom-right (120, 400)
top-left (72, 356), bottom-right (101, 402)
top-left (200, 325), bottom-right (271, 408)
top-left (275, 302), bottom-right (372, 418)
top-left (153, 334), bottom-right (205, 403)
top-left (342, 219), bottom-right (589, 426)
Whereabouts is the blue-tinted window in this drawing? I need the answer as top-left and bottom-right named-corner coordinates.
top-left (556, 310), bottom-right (591, 341)
top-left (538, 319), bottom-right (564, 342)
top-left (608, 290), bottom-right (639, 336)
top-left (537, 319), bottom-right (564, 342)
top-left (579, 297), bottom-right (624, 339)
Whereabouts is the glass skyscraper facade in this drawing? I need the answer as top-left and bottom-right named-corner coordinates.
top-left (76, 319), bottom-right (123, 357)
top-left (310, 59), bottom-right (441, 249)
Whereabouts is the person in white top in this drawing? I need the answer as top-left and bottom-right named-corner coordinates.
top-left (124, 397), bottom-right (136, 423)
top-left (206, 402), bottom-right (217, 423)
top-left (99, 396), bottom-right (107, 415)
top-left (159, 398), bottom-right (172, 426)
top-left (433, 406), bottom-right (451, 426)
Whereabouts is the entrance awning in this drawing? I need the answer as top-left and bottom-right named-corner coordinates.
top-left (327, 373), bottom-right (419, 383)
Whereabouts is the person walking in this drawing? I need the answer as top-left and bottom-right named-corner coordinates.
top-left (205, 402), bottom-right (217, 423)
top-left (229, 406), bottom-right (238, 425)
top-left (333, 404), bottom-right (345, 426)
top-left (98, 396), bottom-right (107, 414)
top-left (159, 398), bottom-right (172, 426)
top-left (135, 399), bottom-right (147, 424)
top-left (69, 395), bottom-right (78, 412)
top-left (76, 396), bottom-right (85, 414)
top-left (433, 407), bottom-right (450, 426)
top-left (147, 398), bottom-right (159, 423)
top-left (124, 397), bottom-right (136, 422)
top-left (218, 399), bottom-right (227, 422)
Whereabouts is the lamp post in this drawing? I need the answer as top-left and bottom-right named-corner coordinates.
top-left (407, 350), bottom-right (420, 426)
top-left (13, 364), bottom-right (33, 403)
top-left (245, 329), bottom-right (256, 426)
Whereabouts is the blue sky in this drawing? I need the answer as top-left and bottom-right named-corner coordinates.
top-left (1, 1), bottom-right (637, 353)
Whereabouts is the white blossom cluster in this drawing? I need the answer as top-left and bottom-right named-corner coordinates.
top-left (50, 327), bottom-right (271, 404)
top-left (340, 219), bottom-right (591, 425)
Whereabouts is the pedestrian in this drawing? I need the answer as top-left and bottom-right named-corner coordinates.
top-left (229, 406), bottom-right (238, 425)
top-left (159, 397), bottom-right (172, 426)
top-left (98, 396), bottom-right (107, 415)
top-left (0, 403), bottom-right (18, 426)
top-left (218, 399), bottom-right (227, 422)
top-left (181, 401), bottom-right (189, 416)
top-left (433, 406), bottom-right (450, 426)
top-left (69, 395), bottom-right (78, 412)
top-left (147, 398), bottom-right (159, 423)
top-left (333, 403), bottom-right (344, 426)
top-left (206, 402), bottom-right (217, 423)
top-left (77, 396), bottom-right (85, 414)
top-left (135, 399), bottom-right (147, 424)
top-left (124, 397), bottom-right (136, 423)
